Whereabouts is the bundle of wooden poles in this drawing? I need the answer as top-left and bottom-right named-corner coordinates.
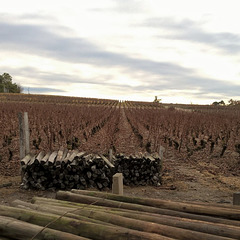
top-left (1, 190), bottom-right (240, 239)
top-left (21, 149), bottom-right (162, 190)
top-left (115, 152), bottom-right (162, 186)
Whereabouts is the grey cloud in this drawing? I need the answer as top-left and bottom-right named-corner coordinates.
top-left (0, 20), bottom-right (192, 78)
top-left (4, 66), bottom-right (110, 86)
top-left (23, 87), bottom-right (66, 94)
top-left (5, 65), bottom-right (240, 100)
top-left (133, 74), bottom-right (240, 99)
top-left (143, 18), bottom-right (240, 54)
top-left (4, 66), bottom-right (132, 89)
top-left (1, 18), bottom-right (239, 101)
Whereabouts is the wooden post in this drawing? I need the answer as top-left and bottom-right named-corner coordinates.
top-left (109, 149), bottom-right (113, 163)
top-left (233, 192), bottom-right (240, 205)
top-left (18, 112), bottom-right (30, 160)
top-left (24, 112), bottom-right (30, 155)
top-left (18, 113), bottom-right (25, 160)
top-left (112, 173), bottom-right (123, 195)
top-left (159, 145), bottom-right (165, 160)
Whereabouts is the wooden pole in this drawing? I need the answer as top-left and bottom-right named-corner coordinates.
top-left (18, 112), bottom-right (30, 160)
top-left (23, 112), bottom-right (30, 155)
top-left (109, 149), bottom-right (113, 163)
top-left (159, 145), bottom-right (165, 160)
top-left (0, 215), bottom-right (88, 240)
top-left (12, 200), bottom-right (238, 240)
top-left (18, 112), bottom-right (25, 160)
top-left (66, 190), bottom-right (240, 220)
top-left (0, 205), bottom-right (166, 240)
top-left (33, 196), bottom-right (240, 227)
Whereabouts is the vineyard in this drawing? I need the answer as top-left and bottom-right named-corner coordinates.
top-left (0, 93), bottom-right (240, 181)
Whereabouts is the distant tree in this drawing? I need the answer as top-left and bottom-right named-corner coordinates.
top-left (153, 96), bottom-right (162, 103)
top-left (212, 100), bottom-right (225, 106)
top-left (0, 73), bottom-right (23, 93)
top-left (228, 99), bottom-right (240, 106)
top-left (219, 100), bottom-right (225, 106)
top-left (212, 101), bottom-right (219, 106)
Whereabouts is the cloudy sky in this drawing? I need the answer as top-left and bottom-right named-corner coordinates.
top-left (1, 0), bottom-right (240, 104)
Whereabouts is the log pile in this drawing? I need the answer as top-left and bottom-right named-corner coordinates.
top-left (21, 149), bottom-right (162, 190)
top-left (21, 149), bottom-right (114, 191)
top-left (115, 153), bottom-right (162, 186)
top-left (0, 190), bottom-right (240, 239)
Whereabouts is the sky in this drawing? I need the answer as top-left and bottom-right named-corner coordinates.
top-left (0, 0), bottom-right (240, 104)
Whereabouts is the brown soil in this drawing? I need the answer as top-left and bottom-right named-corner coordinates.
top-left (114, 108), bottom-right (142, 154)
top-left (1, 148), bottom-right (239, 206)
top-left (124, 149), bottom-right (240, 204)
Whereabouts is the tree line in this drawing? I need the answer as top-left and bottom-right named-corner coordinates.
top-left (212, 99), bottom-right (240, 106)
top-left (0, 73), bottom-right (23, 93)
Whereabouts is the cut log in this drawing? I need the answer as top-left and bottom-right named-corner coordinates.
top-left (36, 151), bottom-right (45, 164)
top-left (17, 200), bottom-right (240, 240)
top-left (110, 206), bottom-right (240, 239)
top-left (99, 154), bottom-right (114, 168)
top-left (11, 200), bottom-right (114, 227)
top-left (27, 154), bottom-right (37, 166)
top-left (58, 191), bottom-right (240, 227)
top-left (48, 151), bottom-right (58, 165)
top-left (63, 150), bottom-right (72, 164)
top-left (61, 148), bottom-right (69, 162)
top-left (32, 196), bottom-right (240, 229)
top-left (0, 205), bottom-right (168, 240)
top-left (70, 190), bottom-right (240, 220)
top-left (20, 154), bottom-right (32, 166)
top-left (76, 151), bottom-right (86, 158)
top-left (56, 147), bottom-right (65, 165)
top-left (68, 150), bottom-right (79, 164)
top-left (0, 216), bottom-right (88, 240)
top-left (40, 152), bottom-right (51, 165)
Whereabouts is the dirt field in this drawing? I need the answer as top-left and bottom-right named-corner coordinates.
top-left (1, 148), bottom-right (239, 206)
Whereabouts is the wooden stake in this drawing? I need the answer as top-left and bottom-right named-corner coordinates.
top-left (109, 149), bottom-right (113, 163)
top-left (112, 173), bottom-right (123, 195)
top-left (19, 112), bottom-right (30, 160)
top-left (159, 146), bottom-right (165, 160)
top-left (18, 112), bottom-right (25, 160)
top-left (23, 112), bottom-right (30, 155)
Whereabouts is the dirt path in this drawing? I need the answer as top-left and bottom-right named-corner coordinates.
top-left (160, 150), bottom-right (234, 202)
top-left (114, 108), bottom-right (142, 154)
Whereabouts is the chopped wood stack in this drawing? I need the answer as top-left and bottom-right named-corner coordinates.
top-left (115, 153), bottom-right (162, 186)
top-left (21, 149), bottom-right (162, 190)
top-left (1, 190), bottom-right (240, 239)
top-left (21, 149), bottom-right (114, 191)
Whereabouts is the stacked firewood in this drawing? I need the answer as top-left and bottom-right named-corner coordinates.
top-left (0, 190), bottom-right (240, 239)
top-left (21, 149), bottom-right (162, 190)
top-left (21, 148), bottom-right (114, 191)
top-left (115, 153), bottom-right (162, 186)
